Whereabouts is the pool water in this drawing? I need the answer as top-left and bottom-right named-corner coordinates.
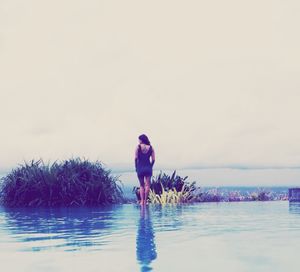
top-left (0, 202), bottom-right (300, 272)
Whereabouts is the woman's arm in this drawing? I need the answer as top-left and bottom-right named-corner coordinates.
top-left (134, 145), bottom-right (139, 171)
top-left (151, 147), bottom-right (155, 167)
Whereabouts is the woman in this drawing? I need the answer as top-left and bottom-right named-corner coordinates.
top-left (135, 134), bottom-right (155, 205)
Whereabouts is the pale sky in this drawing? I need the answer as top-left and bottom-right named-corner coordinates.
top-left (1, 1), bottom-right (300, 185)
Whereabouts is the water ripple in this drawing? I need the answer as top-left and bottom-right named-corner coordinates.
top-left (1, 202), bottom-right (300, 271)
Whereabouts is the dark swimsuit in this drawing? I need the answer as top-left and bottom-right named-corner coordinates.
top-left (136, 144), bottom-right (153, 186)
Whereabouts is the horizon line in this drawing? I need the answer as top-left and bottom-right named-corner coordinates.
top-left (109, 164), bottom-right (300, 173)
top-left (1, 163), bottom-right (300, 175)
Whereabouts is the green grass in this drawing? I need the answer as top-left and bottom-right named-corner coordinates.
top-left (0, 158), bottom-right (124, 207)
top-left (149, 184), bottom-right (195, 204)
top-left (133, 171), bottom-right (198, 204)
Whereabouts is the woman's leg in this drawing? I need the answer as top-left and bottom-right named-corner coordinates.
top-left (144, 176), bottom-right (151, 204)
top-left (138, 174), bottom-right (145, 205)
top-left (139, 186), bottom-right (145, 205)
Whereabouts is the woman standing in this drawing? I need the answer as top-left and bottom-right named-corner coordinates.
top-left (135, 134), bottom-right (155, 205)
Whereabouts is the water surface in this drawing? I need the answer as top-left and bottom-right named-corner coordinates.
top-left (1, 202), bottom-right (300, 272)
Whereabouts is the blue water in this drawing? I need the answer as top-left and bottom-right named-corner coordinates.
top-left (1, 202), bottom-right (300, 272)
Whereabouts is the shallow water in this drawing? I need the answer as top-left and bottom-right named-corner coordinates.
top-left (0, 202), bottom-right (300, 272)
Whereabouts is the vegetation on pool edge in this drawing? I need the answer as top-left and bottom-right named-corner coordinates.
top-left (0, 159), bottom-right (288, 207)
top-left (133, 171), bottom-right (288, 204)
top-left (0, 158), bottom-right (124, 207)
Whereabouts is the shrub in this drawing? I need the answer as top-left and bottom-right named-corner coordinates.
top-left (148, 184), bottom-right (195, 204)
top-left (251, 189), bottom-right (271, 201)
top-left (194, 188), bottom-right (275, 202)
top-left (133, 171), bottom-right (198, 203)
top-left (194, 189), bottom-right (224, 202)
top-left (0, 158), bottom-right (124, 207)
top-left (150, 171), bottom-right (196, 195)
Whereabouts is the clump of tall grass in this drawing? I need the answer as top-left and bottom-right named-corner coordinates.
top-left (149, 184), bottom-right (195, 204)
top-left (133, 171), bottom-right (198, 204)
top-left (150, 171), bottom-right (197, 195)
top-left (0, 158), bottom-right (124, 207)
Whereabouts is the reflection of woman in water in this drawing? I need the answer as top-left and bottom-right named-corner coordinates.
top-left (136, 206), bottom-right (157, 272)
top-left (135, 134), bottom-right (155, 205)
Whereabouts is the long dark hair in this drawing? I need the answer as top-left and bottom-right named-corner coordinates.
top-left (138, 134), bottom-right (151, 145)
